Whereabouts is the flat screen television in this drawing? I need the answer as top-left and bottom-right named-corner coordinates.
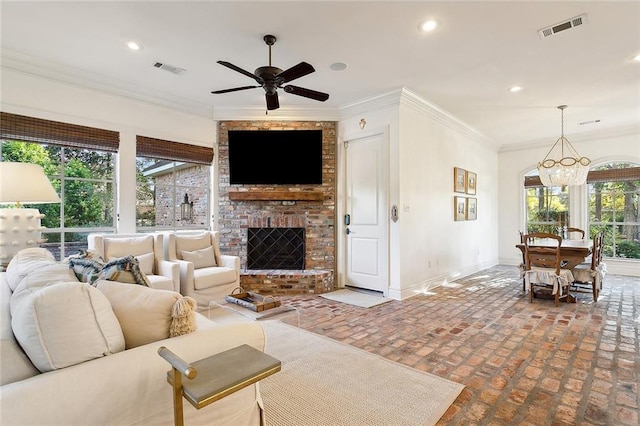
top-left (228, 130), bottom-right (323, 185)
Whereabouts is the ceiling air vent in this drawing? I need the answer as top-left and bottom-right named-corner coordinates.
top-left (538, 14), bottom-right (587, 39)
top-left (153, 61), bottom-right (186, 76)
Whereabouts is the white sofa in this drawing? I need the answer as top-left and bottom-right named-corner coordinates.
top-left (164, 231), bottom-right (240, 308)
top-left (0, 248), bottom-right (267, 425)
top-left (88, 233), bottom-right (180, 292)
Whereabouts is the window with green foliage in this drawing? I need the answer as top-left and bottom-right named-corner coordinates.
top-left (0, 140), bottom-right (116, 260)
top-left (588, 162), bottom-right (640, 259)
top-left (525, 183), bottom-right (570, 235)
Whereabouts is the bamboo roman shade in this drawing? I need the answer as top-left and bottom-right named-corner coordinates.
top-left (136, 136), bottom-right (213, 165)
top-left (0, 112), bottom-right (119, 152)
top-left (524, 167), bottom-right (640, 188)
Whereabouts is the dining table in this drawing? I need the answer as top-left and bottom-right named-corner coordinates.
top-left (515, 238), bottom-right (593, 270)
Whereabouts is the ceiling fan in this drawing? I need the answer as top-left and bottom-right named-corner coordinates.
top-left (211, 35), bottom-right (329, 111)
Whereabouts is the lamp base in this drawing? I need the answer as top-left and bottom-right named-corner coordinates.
top-left (0, 208), bottom-right (45, 267)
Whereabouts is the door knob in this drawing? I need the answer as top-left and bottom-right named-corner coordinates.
top-left (346, 228), bottom-right (351, 235)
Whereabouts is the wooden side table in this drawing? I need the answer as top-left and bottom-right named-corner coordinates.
top-left (158, 344), bottom-right (281, 426)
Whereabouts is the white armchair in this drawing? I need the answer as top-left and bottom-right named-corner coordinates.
top-left (163, 231), bottom-right (240, 308)
top-left (87, 233), bottom-right (179, 292)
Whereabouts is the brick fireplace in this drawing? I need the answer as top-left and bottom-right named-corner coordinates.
top-left (217, 120), bottom-right (336, 294)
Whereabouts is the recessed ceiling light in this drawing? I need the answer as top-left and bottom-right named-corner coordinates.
top-left (509, 86), bottom-right (523, 93)
top-left (419, 19), bottom-right (439, 32)
top-left (126, 41), bottom-right (143, 51)
top-left (330, 62), bottom-right (347, 71)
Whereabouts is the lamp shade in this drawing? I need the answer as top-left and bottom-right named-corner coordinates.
top-left (0, 162), bottom-right (60, 204)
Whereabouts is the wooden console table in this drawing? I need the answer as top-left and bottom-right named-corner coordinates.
top-left (159, 344), bottom-right (281, 425)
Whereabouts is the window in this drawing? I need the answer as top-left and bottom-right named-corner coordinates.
top-left (135, 136), bottom-right (213, 231)
top-left (524, 174), bottom-right (570, 234)
top-left (588, 162), bottom-right (640, 259)
top-left (0, 113), bottom-right (118, 260)
top-left (136, 159), bottom-right (211, 230)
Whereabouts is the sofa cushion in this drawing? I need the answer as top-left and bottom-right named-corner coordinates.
top-left (175, 233), bottom-right (211, 260)
top-left (5, 247), bottom-right (57, 291)
top-left (103, 235), bottom-right (154, 258)
top-left (1, 271), bottom-right (39, 385)
top-left (15, 263), bottom-right (79, 292)
top-left (193, 267), bottom-right (238, 290)
top-left (95, 280), bottom-right (197, 349)
top-left (98, 255), bottom-right (151, 287)
top-left (10, 281), bottom-right (125, 372)
top-left (182, 245), bottom-right (217, 269)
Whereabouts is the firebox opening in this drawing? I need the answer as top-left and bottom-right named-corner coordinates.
top-left (247, 227), bottom-right (305, 270)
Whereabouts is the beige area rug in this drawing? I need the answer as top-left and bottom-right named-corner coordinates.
top-left (259, 321), bottom-right (464, 426)
top-left (319, 288), bottom-right (392, 308)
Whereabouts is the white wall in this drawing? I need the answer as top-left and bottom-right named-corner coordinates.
top-left (498, 131), bottom-right (640, 276)
top-left (1, 69), bottom-right (217, 232)
top-left (339, 88), bottom-right (500, 299)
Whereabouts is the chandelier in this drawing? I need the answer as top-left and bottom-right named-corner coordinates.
top-left (537, 105), bottom-right (591, 186)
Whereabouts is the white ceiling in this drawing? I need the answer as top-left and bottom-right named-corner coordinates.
top-left (1, 1), bottom-right (639, 150)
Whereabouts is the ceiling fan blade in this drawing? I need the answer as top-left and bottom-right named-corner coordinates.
top-left (283, 85), bottom-right (329, 102)
top-left (266, 92), bottom-right (279, 110)
top-left (211, 85), bottom-right (260, 94)
top-left (276, 62), bottom-right (315, 83)
top-left (217, 61), bottom-right (262, 83)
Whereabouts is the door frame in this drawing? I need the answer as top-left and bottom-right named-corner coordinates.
top-left (336, 126), bottom-right (390, 295)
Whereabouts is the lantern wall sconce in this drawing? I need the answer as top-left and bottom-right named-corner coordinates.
top-left (181, 193), bottom-right (193, 222)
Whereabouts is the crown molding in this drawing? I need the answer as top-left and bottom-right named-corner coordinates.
top-left (498, 123), bottom-right (640, 153)
top-left (211, 106), bottom-right (340, 121)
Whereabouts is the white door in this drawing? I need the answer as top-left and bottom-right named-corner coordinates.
top-left (344, 132), bottom-right (388, 293)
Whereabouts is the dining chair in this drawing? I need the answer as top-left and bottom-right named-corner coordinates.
top-left (571, 232), bottom-right (606, 302)
top-left (522, 232), bottom-right (575, 307)
top-left (566, 227), bottom-right (586, 240)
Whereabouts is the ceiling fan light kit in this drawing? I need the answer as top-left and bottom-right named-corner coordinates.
top-left (211, 34), bottom-right (329, 111)
top-left (537, 105), bottom-right (591, 187)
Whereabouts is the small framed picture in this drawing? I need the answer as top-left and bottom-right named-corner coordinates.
top-left (466, 197), bottom-right (477, 220)
top-left (454, 196), bottom-right (466, 221)
top-left (454, 167), bottom-right (466, 193)
top-left (466, 171), bottom-right (477, 195)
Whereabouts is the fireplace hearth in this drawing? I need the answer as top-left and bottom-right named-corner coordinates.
top-left (247, 227), bottom-right (305, 270)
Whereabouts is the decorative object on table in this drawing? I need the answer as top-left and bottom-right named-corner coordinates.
top-left (466, 197), bottom-right (478, 220)
top-left (225, 287), bottom-right (281, 312)
top-left (453, 167), bottom-right (466, 193)
top-left (0, 162), bottom-right (60, 267)
top-left (466, 171), bottom-right (477, 195)
top-left (453, 196), bottom-right (466, 221)
top-left (537, 105), bottom-right (591, 187)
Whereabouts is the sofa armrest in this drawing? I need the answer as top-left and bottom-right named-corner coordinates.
top-left (173, 259), bottom-right (195, 295)
top-left (0, 322), bottom-right (266, 425)
top-left (157, 259), bottom-right (180, 293)
top-left (219, 255), bottom-right (240, 271)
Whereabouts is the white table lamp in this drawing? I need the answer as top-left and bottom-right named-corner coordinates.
top-left (0, 162), bottom-right (61, 266)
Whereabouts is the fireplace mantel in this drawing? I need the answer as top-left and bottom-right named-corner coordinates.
top-left (228, 191), bottom-right (324, 201)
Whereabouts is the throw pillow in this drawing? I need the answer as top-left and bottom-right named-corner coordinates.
top-left (181, 245), bottom-right (217, 269)
top-left (67, 249), bottom-right (105, 283)
top-left (103, 235), bottom-right (154, 258)
top-left (134, 252), bottom-right (155, 276)
top-left (98, 255), bottom-right (150, 286)
top-left (174, 233), bottom-right (211, 260)
top-left (95, 280), bottom-right (197, 349)
top-left (10, 281), bottom-right (125, 372)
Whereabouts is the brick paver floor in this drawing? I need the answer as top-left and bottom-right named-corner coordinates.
top-left (278, 265), bottom-right (639, 425)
